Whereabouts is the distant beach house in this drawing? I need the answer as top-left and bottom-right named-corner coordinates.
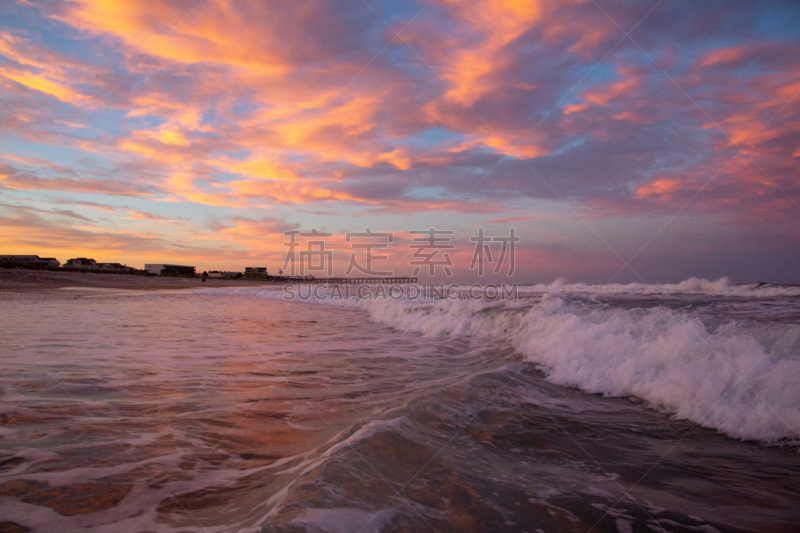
top-left (244, 267), bottom-right (268, 279)
top-left (144, 263), bottom-right (196, 276)
top-left (207, 270), bottom-right (239, 278)
top-left (61, 259), bottom-right (135, 271)
top-left (97, 263), bottom-right (135, 271)
top-left (63, 258), bottom-right (98, 269)
top-left (0, 255), bottom-right (60, 267)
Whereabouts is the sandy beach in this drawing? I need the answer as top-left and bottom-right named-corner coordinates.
top-left (0, 269), bottom-right (273, 291)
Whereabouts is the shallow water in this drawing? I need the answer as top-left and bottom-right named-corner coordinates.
top-left (0, 284), bottom-right (799, 532)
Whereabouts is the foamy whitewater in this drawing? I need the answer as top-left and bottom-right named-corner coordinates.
top-left (215, 278), bottom-right (800, 444)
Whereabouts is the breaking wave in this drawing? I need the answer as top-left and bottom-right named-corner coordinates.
top-left (518, 277), bottom-right (800, 298)
top-left (360, 295), bottom-right (800, 444)
top-left (200, 278), bottom-right (800, 443)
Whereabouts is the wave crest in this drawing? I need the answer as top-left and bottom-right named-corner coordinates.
top-left (359, 295), bottom-right (800, 443)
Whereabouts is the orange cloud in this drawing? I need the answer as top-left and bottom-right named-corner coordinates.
top-left (0, 31), bottom-right (98, 106)
top-left (52, 0), bottom-right (297, 75)
top-left (633, 178), bottom-right (683, 200)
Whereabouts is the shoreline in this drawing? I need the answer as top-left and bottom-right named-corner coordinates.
top-left (0, 268), bottom-right (276, 291)
top-left (3, 269), bottom-right (797, 293)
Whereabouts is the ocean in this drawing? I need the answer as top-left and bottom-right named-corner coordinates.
top-left (1, 278), bottom-right (799, 532)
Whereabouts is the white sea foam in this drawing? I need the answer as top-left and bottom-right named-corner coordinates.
top-left (195, 285), bottom-right (360, 307)
top-left (518, 277), bottom-right (800, 298)
top-left (359, 294), bottom-right (800, 443)
top-left (204, 279), bottom-right (800, 443)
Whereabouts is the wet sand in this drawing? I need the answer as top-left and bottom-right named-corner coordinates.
top-left (0, 269), bottom-right (272, 292)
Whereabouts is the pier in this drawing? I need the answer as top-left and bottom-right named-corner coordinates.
top-left (280, 276), bottom-right (417, 285)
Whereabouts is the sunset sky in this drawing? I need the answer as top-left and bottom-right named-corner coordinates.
top-left (1, 0), bottom-right (798, 283)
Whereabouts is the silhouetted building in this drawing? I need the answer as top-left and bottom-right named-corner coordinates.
top-left (63, 258), bottom-right (97, 269)
top-left (244, 267), bottom-right (268, 279)
top-left (207, 270), bottom-right (239, 278)
top-left (0, 255), bottom-right (60, 267)
top-left (144, 263), bottom-right (196, 276)
top-left (97, 263), bottom-right (134, 271)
